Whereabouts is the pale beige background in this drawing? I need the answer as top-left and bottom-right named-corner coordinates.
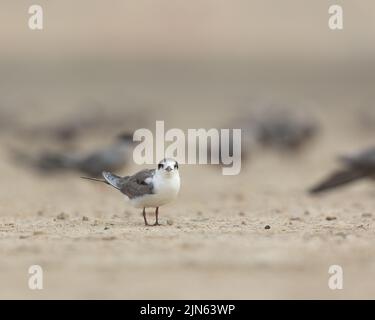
top-left (0, 1), bottom-right (375, 299)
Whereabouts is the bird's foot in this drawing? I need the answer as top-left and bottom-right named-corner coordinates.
top-left (153, 222), bottom-right (162, 226)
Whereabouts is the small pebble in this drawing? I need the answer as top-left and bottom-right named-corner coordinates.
top-left (264, 225), bottom-right (271, 230)
top-left (357, 224), bottom-right (368, 229)
top-left (82, 216), bottom-right (89, 221)
top-left (104, 226), bottom-right (110, 230)
top-left (167, 219), bottom-right (174, 226)
top-left (56, 212), bottom-right (69, 220)
top-left (326, 216), bottom-right (337, 221)
top-left (290, 217), bottom-right (302, 221)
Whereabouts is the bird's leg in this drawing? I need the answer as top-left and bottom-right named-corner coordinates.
top-left (153, 207), bottom-right (161, 226)
top-left (142, 207), bottom-right (149, 226)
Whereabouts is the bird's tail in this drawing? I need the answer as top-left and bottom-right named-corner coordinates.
top-left (309, 169), bottom-right (367, 194)
top-left (81, 172), bottom-right (125, 189)
top-left (102, 171), bottom-right (124, 189)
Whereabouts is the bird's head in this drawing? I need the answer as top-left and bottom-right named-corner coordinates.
top-left (156, 158), bottom-right (179, 178)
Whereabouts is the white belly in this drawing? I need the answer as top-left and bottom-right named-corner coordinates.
top-left (128, 174), bottom-right (180, 208)
top-left (129, 192), bottom-right (176, 208)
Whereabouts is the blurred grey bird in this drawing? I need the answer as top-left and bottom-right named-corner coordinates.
top-left (309, 147), bottom-right (375, 194)
top-left (10, 133), bottom-right (135, 177)
top-left (245, 106), bottom-right (318, 150)
top-left (207, 106), bottom-right (318, 170)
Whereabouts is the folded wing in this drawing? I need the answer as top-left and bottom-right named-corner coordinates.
top-left (119, 169), bottom-right (155, 199)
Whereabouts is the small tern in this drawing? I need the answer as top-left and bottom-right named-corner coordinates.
top-left (82, 158), bottom-right (180, 226)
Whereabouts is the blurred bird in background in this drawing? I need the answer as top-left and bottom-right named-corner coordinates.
top-left (213, 104), bottom-right (319, 163)
top-left (10, 133), bottom-right (135, 177)
top-left (206, 104), bottom-right (319, 173)
top-left (309, 147), bottom-right (375, 194)
top-left (240, 105), bottom-right (318, 151)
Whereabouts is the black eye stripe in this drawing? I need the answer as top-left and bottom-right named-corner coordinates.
top-left (158, 161), bottom-right (178, 170)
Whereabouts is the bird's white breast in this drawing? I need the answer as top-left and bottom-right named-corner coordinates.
top-left (129, 173), bottom-right (180, 208)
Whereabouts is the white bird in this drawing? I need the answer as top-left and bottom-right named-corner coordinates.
top-left (82, 158), bottom-right (180, 226)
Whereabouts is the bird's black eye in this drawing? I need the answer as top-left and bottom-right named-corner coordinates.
top-left (174, 163), bottom-right (178, 169)
top-left (158, 163), bottom-right (163, 170)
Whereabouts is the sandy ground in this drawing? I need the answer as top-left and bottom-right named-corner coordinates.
top-left (1, 59), bottom-right (375, 299)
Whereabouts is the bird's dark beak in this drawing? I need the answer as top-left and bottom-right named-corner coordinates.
top-left (165, 166), bottom-right (172, 172)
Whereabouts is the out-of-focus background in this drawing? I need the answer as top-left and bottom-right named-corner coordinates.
top-left (0, 1), bottom-right (375, 299)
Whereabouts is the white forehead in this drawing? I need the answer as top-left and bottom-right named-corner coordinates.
top-left (159, 158), bottom-right (177, 167)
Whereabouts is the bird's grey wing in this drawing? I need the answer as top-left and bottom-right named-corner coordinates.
top-left (309, 168), bottom-right (368, 194)
top-left (131, 169), bottom-right (155, 184)
top-left (339, 147), bottom-right (375, 169)
top-left (120, 169), bottom-right (155, 199)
